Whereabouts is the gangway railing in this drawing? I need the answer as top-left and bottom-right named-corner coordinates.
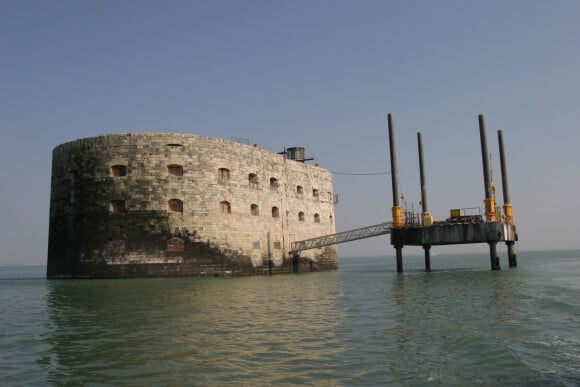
top-left (290, 222), bottom-right (392, 253)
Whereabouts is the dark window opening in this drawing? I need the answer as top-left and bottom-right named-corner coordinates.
top-left (251, 204), bottom-right (259, 216)
top-left (111, 165), bottom-right (127, 177)
top-left (314, 213), bottom-right (320, 223)
top-left (270, 177), bottom-right (279, 190)
top-left (218, 168), bottom-right (230, 182)
top-left (249, 173), bottom-right (258, 189)
top-left (166, 143), bottom-right (182, 147)
top-left (298, 211), bottom-right (305, 221)
top-left (220, 201), bottom-right (231, 214)
top-left (110, 200), bottom-right (125, 213)
top-left (167, 164), bottom-right (183, 176)
top-left (313, 189), bottom-right (319, 198)
top-left (297, 185), bottom-right (303, 195)
top-left (168, 199), bottom-right (183, 212)
top-left (272, 207), bottom-right (280, 218)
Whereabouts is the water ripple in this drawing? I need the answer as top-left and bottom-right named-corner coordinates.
top-left (1, 252), bottom-right (580, 385)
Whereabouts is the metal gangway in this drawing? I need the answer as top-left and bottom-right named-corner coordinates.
top-left (290, 222), bottom-right (392, 254)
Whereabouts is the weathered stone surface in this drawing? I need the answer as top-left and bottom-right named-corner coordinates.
top-left (47, 133), bottom-right (337, 278)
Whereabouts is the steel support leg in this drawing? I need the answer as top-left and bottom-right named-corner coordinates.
top-left (396, 246), bottom-right (403, 273)
top-left (423, 245), bottom-right (431, 272)
top-left (489, 241), bottom-right (500, 270)
top-left (507, 241), bottom-right (517, 267)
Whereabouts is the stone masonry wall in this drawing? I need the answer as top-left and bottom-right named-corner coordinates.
top-left (47, 133), bottom-right (337, 278)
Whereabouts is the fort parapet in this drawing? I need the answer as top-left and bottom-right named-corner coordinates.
top-left (47, 133), bottom-right (337, 278)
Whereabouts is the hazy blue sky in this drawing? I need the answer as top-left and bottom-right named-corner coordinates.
top-left (1, 0), bottom-right (579, 264)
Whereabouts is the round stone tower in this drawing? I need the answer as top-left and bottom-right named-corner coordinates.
top-left (47, 133), bottom-right (337, 278)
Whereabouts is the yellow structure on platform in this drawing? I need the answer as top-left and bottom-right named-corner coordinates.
top-left (503, 203), bottom-right (513, 225)
top-left (484, 197), bottom-right (496, 222)
top-left (392, 206), bottom-right (402, 227)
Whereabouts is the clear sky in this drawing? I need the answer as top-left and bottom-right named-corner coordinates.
top-left (1, 0), bottom-right (579, 264)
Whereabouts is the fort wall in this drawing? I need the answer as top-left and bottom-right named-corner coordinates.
top-left (47, 133), bottom-right (337, 278)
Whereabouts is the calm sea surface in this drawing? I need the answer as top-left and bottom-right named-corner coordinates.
top-left (1, 250), bottom-right (579, 386)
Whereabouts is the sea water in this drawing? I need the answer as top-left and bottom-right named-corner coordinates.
top-left (1, 250), bottom-right (579, 386)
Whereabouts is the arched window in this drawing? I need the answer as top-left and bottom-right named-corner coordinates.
top-left (251, 204), bottom-right (259, 216)
top-left (110, 200), bottom-right (125, 213)
top-left (296, 185), bottom-right (303, 195)
top-left (168, 199), bottom-right (183, 212)
top-left (272, 206), bottom-right (280, 218)
top-left (314, 213), bottom-right (320, 223)
top-left (270, 177), bottom-right (279, 190)
top-left (312, 189), bottom-right (319, 199)
top-left (249, 173), bottom-right (258, 189)
top-left (167, 164), bottom-right (183, 176)
top-left (298, 211), bottom-right (305, 221)
top-left (111, 165), bottom-right (127, 177)
top-left (218, 168), bottom-right (230, 183)
top-left (220, 201), bottom-right (231, 214)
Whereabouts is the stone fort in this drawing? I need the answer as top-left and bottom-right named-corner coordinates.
top-left (47, 133), bottom-right (338, 278)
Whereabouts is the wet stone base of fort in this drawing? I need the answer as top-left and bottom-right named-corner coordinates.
top-left (47, 256), bottom-right (338, 279)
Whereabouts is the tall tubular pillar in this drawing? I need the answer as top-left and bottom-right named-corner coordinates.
top-left (417, 132), bottom-right (429, 220)
top-left (388, 113), bottom-right (403, 273)
top-left (478, 114), bottom-right (496, 222)
top-left (498, 130), bottom-right (513, 224)
top-left (480, 115), bottom-right (500, 270)
top-left (498, 129), bottom-right (517, 267)
top-left (418, 132), bottom-right (431, 271)
top-left (388, 113), bottom-right (402, 228)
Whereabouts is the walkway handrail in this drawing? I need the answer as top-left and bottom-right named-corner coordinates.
top-left (290, 222), bottom-right (392, 253)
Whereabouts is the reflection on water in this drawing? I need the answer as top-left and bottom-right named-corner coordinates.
top-left (331, 254), bottom-right (580, 385)
top-left (1, 251), bottom-right (580, 385)
top-left (43, 274), bottom-right (344, 385)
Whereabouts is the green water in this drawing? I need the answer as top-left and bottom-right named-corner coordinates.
top-left (1, 251), bottom-right (579, 385)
